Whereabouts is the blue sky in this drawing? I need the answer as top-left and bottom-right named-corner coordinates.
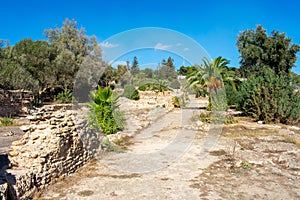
top-left (1, 0), bottom-right (300, 73)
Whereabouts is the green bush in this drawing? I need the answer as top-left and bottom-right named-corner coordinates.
top-left (225, 84), bottom-right (240, 106)
top-left (55, 89), bottom-right (73, 103)
top-left (0, 116), bottom-right (13, 126)
top-left (198, 113), bottom-right (236, 124)
top-left (237, 69), bottom-right (300, 124)
top-left (88, 87), bottom-right (125, 135)
top-left (138, 81), bottom-right (171, 92)
top-left (123, 85), bottom-right (139, 100)
top-left (172, 96), bottom-right (180, 108)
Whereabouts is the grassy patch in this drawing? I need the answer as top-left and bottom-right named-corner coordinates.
top-left (195, 112), bottom-right (238, 124)
top-left (0, 116), bottom-right (14, 126)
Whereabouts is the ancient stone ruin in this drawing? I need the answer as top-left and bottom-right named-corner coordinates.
top-left (0, 90), bottom-right (176, 199)
top-left (0, 90), bottom-right (34, 117)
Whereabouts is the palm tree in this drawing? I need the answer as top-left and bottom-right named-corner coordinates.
top-left (187, 56), bottom-right (233, 110)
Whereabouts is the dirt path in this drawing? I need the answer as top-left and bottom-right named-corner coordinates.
top-left (37, 97), bottom-right (300, 200)
top-left (38, 97), bottom-right (222, 199)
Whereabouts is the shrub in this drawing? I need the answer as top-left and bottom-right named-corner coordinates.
top-left (88, 87), bottom-right (125, 135)
top-left (225, 84), bottom-right (240, 106)
top-left (0, 116), bottom-right (13, 126)
top-left (138, 81), bottom-right (171, 92)
top-left (172, 96), bottom-right (180, 108)
top-left (123, 85), bottom-right (139, 100)
top-left (237, 69), bottom-right (300, 124)
top-left (55, 89), bottom-right (73, 103)
top-left (198, 113), bottom-right (236, 124)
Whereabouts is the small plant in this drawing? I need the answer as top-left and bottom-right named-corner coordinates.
top-left (240, 161), bottom-right (252, 169)
top-left (55, 89), bottom-right (73, 103)
top-left (172, 96), bottom-right (181, 108)
top-left (138, 80), bottom-right (172, 92)
top-left (88, 86), bottom-right (125, 135)
top-left (0, 116), bottom-right (13, 126)
top-left (123, 85), bottom-right (139, 100)
top-left (198, 113), bottom-right (237, 124)
top-left (199, 113), bottom-right (211, 123)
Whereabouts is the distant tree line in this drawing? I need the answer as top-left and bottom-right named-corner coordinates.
top-left (0, 19), bottom-right (102, 102)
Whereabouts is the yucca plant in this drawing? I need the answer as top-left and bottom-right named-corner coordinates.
top-left (88, 86), bottom-right (125, 135)
top-left (138, 80), bottom-right (172, 92)
top-left (55, 89), bottom-right (73, 103)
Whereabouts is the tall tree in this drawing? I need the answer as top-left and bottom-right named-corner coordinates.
top-left (0, 43), bottom-right (38, 91)
top-left (131, 56), bottom-right (139, 76)
top-left (44, 18), bottom-right (100, 90)
top-left (158, 57), bottom-right (177, 80)
top-left (12, 39), bottom-right (56, 95)
top-left (237, 25), bottom-right (300, 77)
top-left (188, 57), bottom-right (231, 110)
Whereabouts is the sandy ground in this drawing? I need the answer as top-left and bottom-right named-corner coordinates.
top-left (4, 97), bottom-right (300, 200)
top-left (37, 97), bottom-right (300, 200)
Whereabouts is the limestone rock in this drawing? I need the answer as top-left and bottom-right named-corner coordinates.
top-left (9, 151), bottom-right (19, 157)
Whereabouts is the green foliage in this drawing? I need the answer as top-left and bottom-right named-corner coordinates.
top-left (225, 84), bottom-right (240, 106)
top-left (1, 19), bottom-right (103, 103)
top-left (123, 85), bottom-right (139, 100)
top-left (0, 116), bottom-right (13, 126)
top-left (157, 57), bottom-right (177, 80)
top-left (178, 66), bottom-right (197, 76)
top-left (237, 25), bottom-right (300, 77)
top-left (88, 87), bottom-right (125, 135)
top-left (198, 113), bottom-right (237, 124)
top-left (237, 69), bottom-right (300, 124)
top-left (131, 56), bottom-right (139, 76)
top-left (0, 46), bottom-right (38, 91)
top-left (172, 96), bottom-right (181, 108)
top-left (54, 89), bottom-right (73, 103)
top-left (187, 57), bottom-right (231, 111)
top-left (142, 68), bottom-right (154, 78)
top-left (138, 80), bottom-right (172, 92)
top-left (291, 72), bottom-right (300, 86)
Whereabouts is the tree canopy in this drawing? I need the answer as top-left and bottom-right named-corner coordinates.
top-left (237, 25), bottom-right (300, 77)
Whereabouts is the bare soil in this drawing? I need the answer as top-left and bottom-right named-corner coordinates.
top-left (1, 97), bottom-right (300, 200)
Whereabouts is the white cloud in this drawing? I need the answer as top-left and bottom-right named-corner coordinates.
top-left (154, 43), bottom-right (172, 50)
top-left (176, 43), bottom-right (182, 46)
top-left (183, 47), bottom-right (189, 51)
top-left (100, 41), bottom-right (119, 48)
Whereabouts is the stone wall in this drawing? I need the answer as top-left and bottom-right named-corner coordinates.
top-left (6, 105), bottom-right (94, 199)
top-left (1, 91), bottom-right (176, 199)
top-left (0, 90), bottom-right (34, 117)
top-left (134, 91), bottom-right (174, 111)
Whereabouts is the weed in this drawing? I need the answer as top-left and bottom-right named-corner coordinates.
top-left (198, 113), bottom-right (237, 124)
top-left (0, 116), bottom-right (13, 126)
top-left (55, 89), bottom-right (73, 103)
top-left (240, 161), bottom-right (252, 169)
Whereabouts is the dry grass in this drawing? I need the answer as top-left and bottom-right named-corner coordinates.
top-left (222, 127), bottom-right (278, 138)
top-left (222, 125), bottom-right (300, 149)
top-left (281, 135), bottom-right (300, 148)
